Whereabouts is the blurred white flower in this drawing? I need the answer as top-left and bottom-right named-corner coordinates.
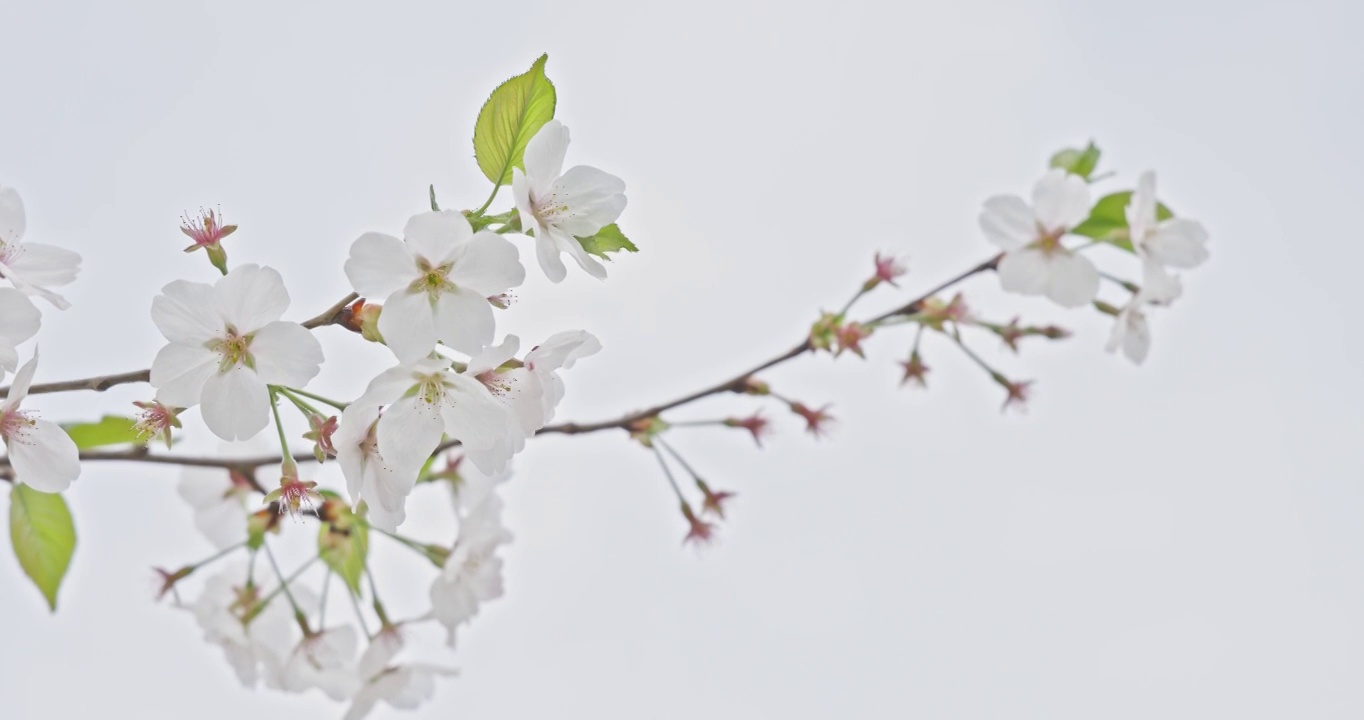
top-left (262, 625), bottom-right (362, 701)
top-left (0, 186), bottom-right (81, 310)
top-left (1106, 259), bottom-right (1183, 365)
top-left (176, 442), bottom-right (263, 549)
top-left (979, 169), bottom-right (1099, 308)
top-left (0, 351), bottom-right (80, 493)
top-left (1127, 171), bottom-right (1210, 270)
top-left (513, 120), bottom-right (627, 283)
top-left (149, 264), bottom-right (324, 441)
top-left (430, 465), bottom-right (512, 647)
top-left (0, 288), bottom-right (40, 378)
top-left (344, 628), bottom-right (455, 720)
top-left (187, 562), bottom-right (297, 688)
top-left (344, 211), bottom-right (524, 362)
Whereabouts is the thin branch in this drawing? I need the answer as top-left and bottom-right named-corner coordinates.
top-left (12, 256), bottom-right (1000, 472)
top-left (1, 292), bottom-right (360, 399)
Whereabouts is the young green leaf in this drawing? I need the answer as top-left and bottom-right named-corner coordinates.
top-left (62, 416), bottom-right (141, 450)
top-left (1049, 142), bottom-right (1102, 179)
top-left (473, 54), bottom-right (557, 187)
top-left (318, 509), bottom-right (368, 596)
top-left (1070, 191), bottom-right (1175, 252)
top-left (10, 484), bottom-right (76, 611)
top-left (576, 224), bottom-right (638, 261)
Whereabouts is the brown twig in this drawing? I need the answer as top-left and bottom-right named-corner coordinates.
top-left (57, 256), bottom-right (998, 471)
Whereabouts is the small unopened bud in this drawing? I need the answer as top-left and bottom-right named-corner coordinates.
top-left (724, 412), bottom-right (772, 447)
top-left (788, 401), bottom-right (835, 439)
top-left (303, 414), bottom-right (338, 463)
top-left (809, 312), bottom-right (841, 352)
top-left (1093, 300), bottom-right (1121, 316)
top-left (696, 480), bottom-right (737, 519)
top-left (348, 300), bottom-right (384, 342)
top-left (680, 502), bottom-right (718, 547)
top-left (899, 350), bottom-right (929, 388)
top-left (863, 252), bottom-right (907, 291)
top-left (739, 377), bottom-right (770, 396)
top-left (835, 322), bottom-right (872, 358)
top-left (628, 416), bottom-right (669, 448)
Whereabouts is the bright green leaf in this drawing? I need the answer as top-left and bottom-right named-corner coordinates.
top-left (318, 508), bottom-right (368, 596)
top-left (577, 224), bottom-right (638, 261)
top-left (62, 416), bottom-right (141, 450)
top-left (473, 54), bottom-right (557, 187)
top-left (1049, 142), bottom-right (1101, 179)
top-left (10, 484), bottom-right (76, 611)
top-left (1070, 191), bottom-right (1175, 252)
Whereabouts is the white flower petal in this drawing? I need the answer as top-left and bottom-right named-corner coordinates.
top-left (1042, 252), bottom-right (1100, 308)
top-left (152, 280), bottom-right (222, 346)
top-left (523, 119), bottom-right (570, 199)
top-left (9, 419), bottom-right (81, 493)
top-left (527, 330), bottom-right (602, 372)
top-left (432, 288), bottom-right (494, 357)
top-left (151, 344), bottom-right (217, 408)
top-left (1146, 219), bottom-right (1210, 269)
top-left (554, 230), bottom-right (608, 280)
top-left (467, 335), bottom-right (520, 375)
top-left (403, 211), bottom-right (470, 267)
top-left (1139, 260), bottom-right (1183, 305)
top-left (346, 232), bottom-right (417, 298)
top-left (377, 289), bottom-right (438, 363)
top-left (996, 248), bottom-right (1049, 296)
top-left (336, 403), bottom-right (379, 504)
top-left (534, 232), bottom-right (568, 284)
top-left (5, 243), bottom-right (81, 289)
top-left (201, 366), bottom-right (270, 441)
top-left (214, 264), bottom-right (290, 333)
top-left (448, 231), bottom-right (525, 296)
top-left (1126, 171), bottom-right (1158, 241)
top-left (377, 396), bottom-right (445, 482)
top-left (979, 195), bottom-right (1037, 250)
top-left (353, 365), bottom-right (419, 408)
top-left (250, 321), bottom-right (323, 387)
top-left (1031, 169), bottom-right (1091, 232)
top-left (548, 165), bottom-right (627, 237)
top-left (0, 187), bottom-right (26, 243)
top-left (0, 289), bottom-right (40, 372)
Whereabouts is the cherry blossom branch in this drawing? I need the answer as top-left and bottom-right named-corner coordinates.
top-left (1, 257), bottom-right (999, 474)
top-left (0, 293), bottom-right (360, 399)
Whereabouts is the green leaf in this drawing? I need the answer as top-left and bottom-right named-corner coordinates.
top-left (473, 54), bottom-right (557, 187)
top-left (1070, 191), bottom-right (1175, 252)
top-left (62, 416), bottom-right (140, 450)
top-left (318, 508), bottom-right (368, 596)
top-left (1049, 142), bottom-right (1101, 179)
top-left (576, 224), bottom-right (638, 261)
top-left (429, 184), bottom-right (441, 211)
top-left (10, 484), bottom-right (76, 611)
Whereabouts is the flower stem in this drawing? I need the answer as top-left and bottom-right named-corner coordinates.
top-left (651, 445), bottom-right (687, 504)
top-left (656, 438), bottom-right (704, 483)
top-left (282, 387), bottom-right (348, 412)
top-left (473, 184), bottom-right (501, 217)
top-left (258, 544), bottom-right (314, 635)
top-left (268, 388), bottom-right (292, 469)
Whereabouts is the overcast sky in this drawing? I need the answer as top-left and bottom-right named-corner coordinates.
top-left (2, 0), bottom-right (1362, 718)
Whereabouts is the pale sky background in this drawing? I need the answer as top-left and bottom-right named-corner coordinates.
top-left (2, 0), bottom-right (1362, 718)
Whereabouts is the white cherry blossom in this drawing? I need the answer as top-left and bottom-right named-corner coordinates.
top-left (513, 120), bottom-right (627, 283)
top-left (979, 169), bottom-right (1099, 308)
top-left (0, 288), bottom-right (41, 378)
top-left (0, 187), bottom-right (82, 310)
top-left (1128, 171), bottom-right (1210, 270)
top-left (345, 628), bottom-right (455, 720)
top-left (471, 330), bottom-right (601, 435)
top-left (356, 356), bottom-right (522, 478)
top-left (149, 264), bottom-right (324, 441)
top-left (344, 211), bottom-right (524, 362)
top-left (0, 351), bottom-right (80, 493)
top-left (336, 402), bottom-right (423, 532)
